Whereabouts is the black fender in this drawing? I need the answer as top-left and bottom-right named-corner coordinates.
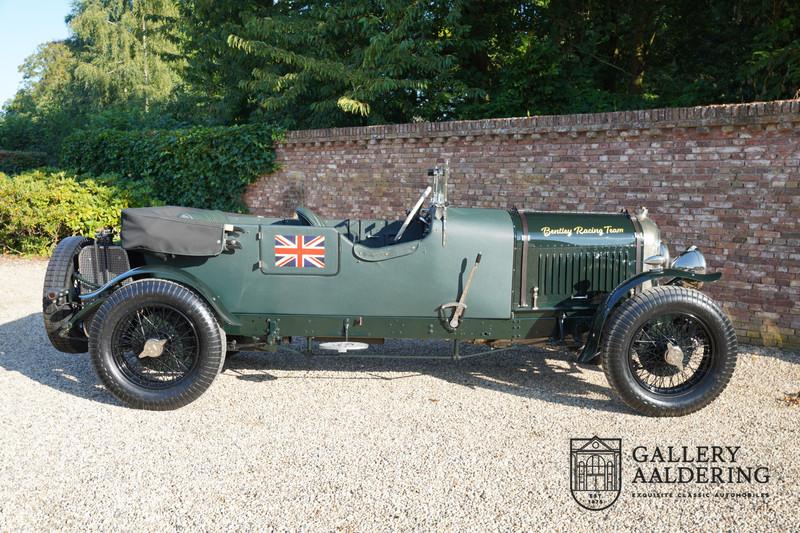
top-left (77, 265), bottom-right (240, 327)
top-left (576, 269), bottom-right (722, 363)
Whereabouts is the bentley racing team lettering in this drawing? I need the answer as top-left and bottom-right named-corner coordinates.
top-left (541, 225), bottom-right (625, 238)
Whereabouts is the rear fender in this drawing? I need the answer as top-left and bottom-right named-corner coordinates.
top-left (78, 265), bottom-right (239, 327)
top-left (576, 269), bottom-right (722, 363)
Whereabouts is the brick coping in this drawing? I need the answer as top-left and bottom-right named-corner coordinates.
top-left (282, 99), bottom-right (800, 143)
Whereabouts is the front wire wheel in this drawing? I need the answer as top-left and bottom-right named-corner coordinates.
top-left (628, 313), bottom-right (714, 394)
top-left (601, 286), bottom-right (737, 417)
top-left (90, 279), bottom-right (225, 410)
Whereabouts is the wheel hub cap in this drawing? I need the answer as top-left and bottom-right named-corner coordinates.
top-left (664, 341), bottom-right (684, 368)
top-left (139, 338), bottom-right (167, 358)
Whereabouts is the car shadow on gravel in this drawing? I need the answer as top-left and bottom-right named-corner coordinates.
top-left (10, 309), bottom-right (794, 414)
top-left (0, 313), bottom-right (120, 406)
top-left (223, 339), bottom-right (629, 414)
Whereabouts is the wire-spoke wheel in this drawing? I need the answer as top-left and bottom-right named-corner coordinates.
top-left (602, 286), bottom-right (737, 417)
top-left (111, 304), bottom-right (200, 389)
top-left (628, 313), bottom-right (714, 394)
top-left (90, 279), bottom-right (225, 410)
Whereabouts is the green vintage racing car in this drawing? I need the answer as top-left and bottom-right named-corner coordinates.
top-left (43, 166), bottom-right (737, 415)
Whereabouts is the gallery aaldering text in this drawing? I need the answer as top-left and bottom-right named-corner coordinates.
top-left (631, 446), bottom-right (770, 484)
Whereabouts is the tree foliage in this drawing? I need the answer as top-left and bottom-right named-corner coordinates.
top-left (222, 1), bottom-right (481, 128)
top-left (1, 0), bottom-right (799, 155)
top-left (0, 0), bottom-right (183, 155)
top-left (181, 0), bottom-right (800, 127)
top-left (68, 0), bottom-right (183, 112)
top-left (0, 42), bottom-right (83, 154)
top-left (175, 0), bottom-right (268, 124)
top-left (61, 123), bottom-right (282, 211)
top-left (0, 170), bottom-right (142, 255)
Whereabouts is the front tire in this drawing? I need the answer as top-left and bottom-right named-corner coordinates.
top-left (89, 279), bottom-right (225, 410)
top-left (601, 286), bottom-right (737, 417)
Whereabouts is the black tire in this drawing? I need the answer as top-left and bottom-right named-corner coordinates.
top-left (89, 279), bottom-right (226, 410)
top-left (42, 236), bottom-right (91, 353)
top-left (601, 286), bottom-right (737, 417)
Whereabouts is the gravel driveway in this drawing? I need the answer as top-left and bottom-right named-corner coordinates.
top-left (0, 256), bottom-right (797, 532)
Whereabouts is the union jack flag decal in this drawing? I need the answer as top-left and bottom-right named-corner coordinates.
top-left (274, 234), bottom-right (326, 268)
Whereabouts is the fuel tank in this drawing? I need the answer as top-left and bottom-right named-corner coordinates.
top-left (509, 210), bottom-right (644, 311)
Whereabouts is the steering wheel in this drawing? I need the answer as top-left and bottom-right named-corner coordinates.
top-left (296, 207), bottom-right (324, 227)
top-left (394, 186), bottom-right (432, 242)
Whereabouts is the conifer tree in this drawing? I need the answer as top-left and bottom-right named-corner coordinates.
top-left (223, 1), bottom-right (479, 128)
top-left (68, 0), bottom-right (182, 112)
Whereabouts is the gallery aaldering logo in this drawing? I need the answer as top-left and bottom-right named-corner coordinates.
top-left (570, 437), bottom-right (771, 511)
top-left (570, 437), bottom-right (622, 511)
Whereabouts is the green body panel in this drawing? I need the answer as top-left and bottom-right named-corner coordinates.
top-left (76, 204), bottom-right (720, 347)
top-left (234, 312), bottom-right (575, 342)
top-left (510, 211), bottom-right (639, 310)
top-left (79, 264), bottom-right (241, 327)
top-left (139, 207), bottom-right (515, 323)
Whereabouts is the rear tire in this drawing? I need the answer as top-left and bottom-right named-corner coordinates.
top-left (89, 279), bottom-right (225, 410)
top-left (42, 236), bottom-right (91, 353)
top-left (601, 286), bottom-right (737, 417)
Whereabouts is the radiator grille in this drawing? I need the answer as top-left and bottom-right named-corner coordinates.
top-left (536, 248), bottom-right (633, 296)
top-left (78, 245), bottom-right (130, 292)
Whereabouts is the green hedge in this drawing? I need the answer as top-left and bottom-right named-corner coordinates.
top-left (0, 170), bottom-right (152, 256)
top-left (61, 123), bottom-right (281, 212)
top-left (0, 150), bottom-right (49, 174)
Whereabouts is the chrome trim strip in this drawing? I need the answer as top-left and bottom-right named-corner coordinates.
top-left (519, 211), bottom-right (529, 307)
top-left (628, 211), bottom-right (644, 293)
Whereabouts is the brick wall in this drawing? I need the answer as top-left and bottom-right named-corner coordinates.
top-left (245, 100), bottom-right (800, 348)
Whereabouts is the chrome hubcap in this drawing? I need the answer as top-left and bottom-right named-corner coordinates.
top-left (664, 342), bottom-right (684, 368)
top-left (139, 338), bottom-right (168, 359)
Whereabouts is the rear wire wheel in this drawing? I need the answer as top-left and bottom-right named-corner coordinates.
top-left (110, 304), bottom-right (201, 388)
top-left (90, 279), bottom-right (225, 410)
top-left (601, 286), bottom-right (737, 417)
top-left (42, 236), bottom-right (91, 353)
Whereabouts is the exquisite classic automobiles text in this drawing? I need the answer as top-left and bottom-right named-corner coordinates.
top-left (541, 225), bottom-right (625, 237)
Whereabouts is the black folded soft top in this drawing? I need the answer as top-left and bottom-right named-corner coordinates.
top-left (121, 206), bottom-right (234, 256)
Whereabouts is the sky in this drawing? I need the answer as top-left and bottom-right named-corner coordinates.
top-left (0, 0), bottom-right (72, 107)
